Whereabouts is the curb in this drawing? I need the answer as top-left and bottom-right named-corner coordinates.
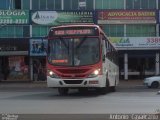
top-left (0, 81), bottom-right (47, 89)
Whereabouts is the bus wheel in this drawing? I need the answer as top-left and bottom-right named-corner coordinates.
top-left (97, 80), bottom-right (109, 95)
top-left (110, 80), bottom-right (116, 92)
top-left (58, 88), bottom-right (69, 95)
top-left (110, 86), bottom-right (116, 92)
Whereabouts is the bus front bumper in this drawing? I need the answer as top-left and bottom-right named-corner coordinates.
top-left (47, 76), bottom-right (105, 88)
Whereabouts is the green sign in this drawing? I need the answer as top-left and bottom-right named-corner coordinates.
top-left (31, 11), bottom-right (94, 25)
top-left (0, 10), bottom-right (29, 24)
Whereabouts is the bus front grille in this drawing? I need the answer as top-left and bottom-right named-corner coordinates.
top-left (63, 80), bottom-right (83, 84)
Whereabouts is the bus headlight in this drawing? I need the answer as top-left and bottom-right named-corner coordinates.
top-left (47, 70), bottom-right (60, 78)
top-left (88, 69), bottom-right (100, 78)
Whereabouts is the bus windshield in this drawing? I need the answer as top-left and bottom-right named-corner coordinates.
top-left (48, 37), bottom-right (100, 66)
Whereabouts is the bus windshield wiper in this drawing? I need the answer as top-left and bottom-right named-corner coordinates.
top-left (76, 36), bottom-right (87, 49)
top-left (58, 36), bottom-right (70, 55)
top-left (58, 37), bottom-right (69, 49)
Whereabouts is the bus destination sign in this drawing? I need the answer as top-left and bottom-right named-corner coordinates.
top-left (50, 27), bottom-right (99, 37)
top-left (54, 29), bottom-right (93, 36)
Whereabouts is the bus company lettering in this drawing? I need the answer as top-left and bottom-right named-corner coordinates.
top-left (0, 10), bottom-right (26, 16)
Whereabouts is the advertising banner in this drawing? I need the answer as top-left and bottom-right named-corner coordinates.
top-left (0, 10), bottom-right (29, 24)
top-left (8, 56), bottom-right (29, 81)
top-left (31, 11), bottom-right (94, 25)
top-left (30, 39), bottom-right (48, 56)
top-left (98, 10), bottom-right (156, 24)
top-left (109, 37), bottom-right (160, 50)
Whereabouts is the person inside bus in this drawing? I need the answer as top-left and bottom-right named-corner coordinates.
top-left (74, 39), bottom-right (81, 65)
top-left (74, 55), bottom-right (80, 66)
top-left (91, 46), bottom-right (99, 61)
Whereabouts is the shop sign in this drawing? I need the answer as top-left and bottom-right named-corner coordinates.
top-left (0, 46), bottom-right (17, 51)
top-left (98, 10), bottom-right (156, 24)
top-left (31, 11), bottom-right (94, 25)
top-left (30, 39), bottom-right (48, 56)
top-left (0, 10), bottom-right (29, 24)
top-left (0, 38), bottom-right (28, 50)
top-left (79, 1), bottom-right (86, 7)
top-left (79, 0), bottom-right (86, 8)
top-left (109, 37), bottom-right (160, 50)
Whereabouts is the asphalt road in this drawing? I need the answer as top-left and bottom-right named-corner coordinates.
top-left (0, 81), bottom-right (160, 120)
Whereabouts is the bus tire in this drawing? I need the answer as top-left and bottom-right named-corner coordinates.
top-left (110, 86), bottom-right (116, 92)
top-left (97, 80), bottom-right (109, 95)
top-left (110, 80), bottom-right (116, 92)
top-left (58, 88), bottom-right (69, 95)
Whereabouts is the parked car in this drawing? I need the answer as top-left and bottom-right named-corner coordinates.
top-left (144, 76), bottom-right (160, 88)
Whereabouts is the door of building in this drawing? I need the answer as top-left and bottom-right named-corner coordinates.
top-left (0, 56), bottom-right (9, 80)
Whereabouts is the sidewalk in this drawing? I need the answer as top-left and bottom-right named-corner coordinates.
top-left (0, 79), bottom-right (143, 89)
top-left (0, 81), bottom-right (47, 89)
top-left (119, 79), bottom-right (143, 87)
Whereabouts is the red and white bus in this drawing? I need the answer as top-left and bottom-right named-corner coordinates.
top-left (47, 24), bottom-right (119, 95)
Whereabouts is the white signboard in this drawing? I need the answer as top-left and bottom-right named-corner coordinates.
top-left (109, 37), bottom-right (160, 50)
top-left (79, 2), bottom-right (86, 7)
top-left (32, 11), bottom-right (58, 25)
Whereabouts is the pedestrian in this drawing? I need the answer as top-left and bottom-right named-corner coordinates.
top-left (3, 65), bottom-right (9, 80)
top-left (33, 63), bottom-right (38, 81)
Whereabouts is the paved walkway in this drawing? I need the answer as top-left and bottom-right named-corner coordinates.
top-left (119, 79), bottom-right (143, 87)
top-left (0, 81), bottom-right (47, 89)
top-left (0, 79), bottom-right (143, 89)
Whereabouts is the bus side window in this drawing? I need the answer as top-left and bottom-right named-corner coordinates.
top-left (110, 49), bottom-right (114, 62)
top-left (106, 42), bottom-right (111, 59)
top-left (106, 41), bottom-right (110, 55)
top-left (101, 34), bottom-right (107, 61)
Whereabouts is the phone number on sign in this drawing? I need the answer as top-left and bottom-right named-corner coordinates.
top-left (109, 114), bottom-right (159, 120)
top-left (147, 38), bottom-right (160, 43)
top-left (0, 19), bottom-right (28, 24)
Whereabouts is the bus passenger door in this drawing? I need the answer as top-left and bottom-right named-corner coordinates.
top-left (102, 38), bottom-right (108, 81)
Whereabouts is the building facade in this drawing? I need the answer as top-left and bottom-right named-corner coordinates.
top-left (0, 0), bottom-right (160, 81)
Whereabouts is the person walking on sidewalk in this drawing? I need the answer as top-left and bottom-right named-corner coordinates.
top-left (33, 63), bottom-right (39, 81)
top-left (3, 65), bottom-right (9, 80)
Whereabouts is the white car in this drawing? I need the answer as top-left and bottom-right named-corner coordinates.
top-left (144, 76), bottom-right (160, 88)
